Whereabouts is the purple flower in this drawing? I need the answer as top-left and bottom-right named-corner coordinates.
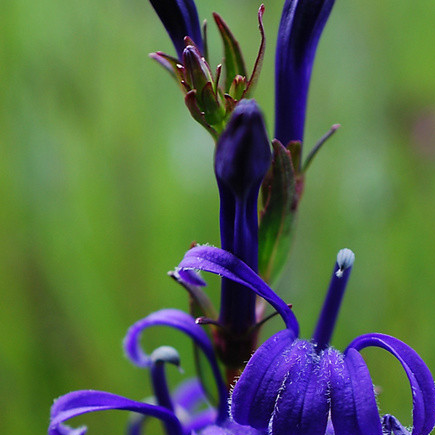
top-left (213, 99), bottom-right (271, 366)
top-left (149, 0), bottom-right (203, 59)
top-left (275, 0), bottom-right (335, 147)
top-left (176, 246), bottom-right (435, 435)
top-left (48, 309), bottom-right (264, 435)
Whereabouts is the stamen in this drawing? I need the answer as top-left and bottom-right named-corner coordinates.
top-left (312, 249), bottom-right (355, 351)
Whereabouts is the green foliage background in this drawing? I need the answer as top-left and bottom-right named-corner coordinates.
top-left (1, 0), bottom-right (435, 433)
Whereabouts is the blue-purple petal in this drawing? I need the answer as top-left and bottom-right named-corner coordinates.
top-left (347, 333), bottom-right (435, 435)
top-left (123, 308), bottom-right (228, 421)
top-left (329, 348), bottom-right (382, 435)
top-left (172, 378), bottom-right (207, 413)
top-left (275, 0), bottom-right (335, 146)
top-left (197, 420), bottom-right (266, 435)
top-left (176, 269), bottom-right (207, 287)
top-left (149, 0), bottom-right (203, 59)
top-left (270, 341), bottom-right (329, 435)
top-left (49, 390), bottom-right (183, 435)
top-left (231, 329), bottom-right (296, 428)
top-left (176, 245), bottom-right (299, 335)
top-left (382, 414), bottom-right (411, 435)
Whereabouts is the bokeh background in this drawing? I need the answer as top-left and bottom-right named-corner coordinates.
top-left (2, 0), bottom-right (435, 433)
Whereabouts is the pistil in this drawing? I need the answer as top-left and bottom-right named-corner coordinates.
top-left (312, 248), bottom-right (355, 350)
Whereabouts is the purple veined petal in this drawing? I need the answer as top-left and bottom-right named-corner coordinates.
top-left (49, 390), bottom-right (183, 435)
top-left (270, 340), bottom-right (329, 435)
top-left (123, 308), bottom-right (228, 422)
top-left (176, 245), bottom-right (299, 336)
top-left (347, 333), bottom-right (435, 435)
top-left (275, 0), bottom-right (335, 147)
top-left (231, 329), bottom-right (296, 429)
top-left (149, 0), bottom-right (203, 60)
top-left (329, 348), bottom-right (382, 435)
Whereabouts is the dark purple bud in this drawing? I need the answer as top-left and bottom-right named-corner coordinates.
top-left (182, 45), bottom-right (213, 93)
top-left (149, 0), bottom-right (203, 60)
top-left (214, 99), bottom-right (271, 366)
top-left (215, 99), bottom-right (271, 202)
top-left (275, 0), bottom-right (335, 147)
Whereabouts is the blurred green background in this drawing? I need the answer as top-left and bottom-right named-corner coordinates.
top-left (1, 0), bottom-right (435, 433)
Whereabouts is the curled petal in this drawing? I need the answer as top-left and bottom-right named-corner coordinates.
top-left (176, 245), bottom-right (299, 335)
top-left (49, 390), bottom-right (183, 435)
top-left (329, 348), bottom-right (382, 435)
top-left (123, 309), bottom-right (228, 421)
top-left (347, 333), bottom-right (435, 435)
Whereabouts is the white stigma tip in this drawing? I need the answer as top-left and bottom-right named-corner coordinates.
top-left (336, 248), bottom-right (355, 278)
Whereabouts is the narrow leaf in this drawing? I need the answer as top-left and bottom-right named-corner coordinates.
top-left (213, 12), bottom-right (247, 91)
top-left (243, 4), bottom-right (266, 98)
top-left (258, 139), bottom-right (298, 284)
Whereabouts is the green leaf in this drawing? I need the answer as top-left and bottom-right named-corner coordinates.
top-left (258, 140), bottom-right (304, 285)
top-left (149, 51), bottom-right (185, 87)
top-left (243, 5), bottom-right (266, 98)
top-left (213, 12), bottom-right (247, 91)
top-left (303, 124), bottom-right (340, 172)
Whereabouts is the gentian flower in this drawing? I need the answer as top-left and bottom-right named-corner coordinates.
top-left (176, 246), bottom-right (435, 435)
top-left (148, 0), bottom-right (203, 59)
top-left (275, 0), bottom-right (335, 147)
top-left (49, 3), bottom-right (435, 435)
top-left (213, 99), bottom-right (271, 368)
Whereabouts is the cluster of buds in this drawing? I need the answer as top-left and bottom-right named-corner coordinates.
top-left (151, 7), bottom-right (265, 140)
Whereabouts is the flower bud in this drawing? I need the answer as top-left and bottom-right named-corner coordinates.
top-left (275, 0), bottom-right (335, 146)
top-left (214, 99), bottom-right (271, 366)
top-left (215, 100), bottom-right (271, 200)
top-left (182, 45), bottom-right (213, 93)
